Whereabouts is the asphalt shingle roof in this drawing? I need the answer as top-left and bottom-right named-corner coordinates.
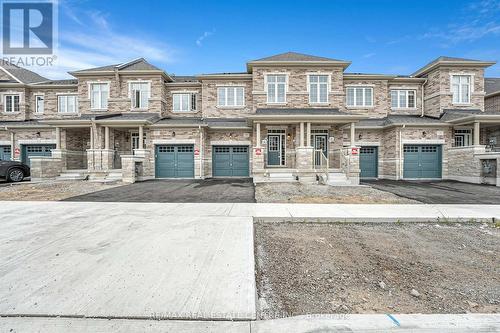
top-left (485, 78), bottom-right (500, 95)
top-left (1, 62), bottom-right (48, 83)
top-left (72, 58), bottom-right (163, 74)
top-left (256, 108), bottom-right (346, 115)
top-left (357, 115), bottom-right (446, 127)
top-left (32, 79), bottom-right (78, 85)
top-left (251, 52), bottom-right (346, 62)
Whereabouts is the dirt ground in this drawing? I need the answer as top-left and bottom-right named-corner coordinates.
top-left (255, 222), bottom-right (500, 318)
top-left (255, 183), bottom-right (418, 204)
top-left (0, 180), bottom-right (124, 201)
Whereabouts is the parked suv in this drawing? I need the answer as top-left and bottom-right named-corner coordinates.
top-left (0, 160), bottom-right (30, 182)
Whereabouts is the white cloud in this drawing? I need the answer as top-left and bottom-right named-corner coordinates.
top-left (362, 52), bottom-right (376, 59)
top-left (196, 29), bottom-right (215, 47)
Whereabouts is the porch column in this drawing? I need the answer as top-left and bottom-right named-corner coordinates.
top-left (138, 125), bottom-right (144, 150)
top-left (350, 122), bottom-right (356, 147)
top-left (10, 132), bottom-right (15, 160)
top-left (474, 121), bottom-right (480, 145)
top-left (256, 122), bottom-right (261, 148)
top-left (55, 127), bottom-right (61, 149)
top-left (104, 126), bottom-right (110, 150)
top-left (89, 126), bottom-right (94, 149)
top-left (306, 122), bottom-right (311, 147)
top-left (300, 122), bottom-right (304, 147)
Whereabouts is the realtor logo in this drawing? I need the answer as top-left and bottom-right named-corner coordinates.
top-left (2, 1), bottom-right (55, 55)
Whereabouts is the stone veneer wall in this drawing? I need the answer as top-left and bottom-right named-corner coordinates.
top-left (485, 94), bottom-right (500, 113)
top-left (202, 80), bottom-right (253, 118)
top-left (447, 146), bottom-right (484, 183)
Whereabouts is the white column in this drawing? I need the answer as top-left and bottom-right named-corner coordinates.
top-left (55, 127), bottom-right (61, 149)
top-left (350, 122), bottom-right (356, 147)
top-left (10, 132), bottom-right (14, 160)
top-left (104, 126), bottom-right (110, 150)
top-left (306, 122), bottom-right (311, 147)
top-left (300, 122), bottom-right (304, 147)
top-left (256, 123), bottom-right (261, 148)
top-left (90, 126), bottom-right (94, 150)
top-left (474, 121), bottom-right (480, 145)
top-left (138, 125), bottom-right (144, 150)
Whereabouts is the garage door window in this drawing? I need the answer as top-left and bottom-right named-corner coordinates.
top-left (215, 147), bottom-right (230, 153)
top-left (158, 146), bottom-right (174, 153)
top-left (421, 146), bottom-right (437, 153)
top-left (404, 146), bottom-right (418, 153)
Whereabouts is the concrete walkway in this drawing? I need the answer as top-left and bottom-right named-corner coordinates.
top-left (1, 314), bottom-right (499, 332)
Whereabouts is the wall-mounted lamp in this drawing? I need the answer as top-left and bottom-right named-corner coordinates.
top-left (422, 131), bottom-right (427, 137)
top-left (287, 133), bottom-right (291, 140)
top-left (172, 131), bottom-right (176, 137)
top-left (36, 131), bottom-right (41, 138)
top-left (358, 133), bottom-right (363, 140)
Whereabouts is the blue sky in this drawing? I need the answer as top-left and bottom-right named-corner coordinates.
top-left (42, 0), bottom-right (500, 78)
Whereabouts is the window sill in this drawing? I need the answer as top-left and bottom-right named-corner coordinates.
top-left (309, 102), bottom-right (330, 106)
top-left (91, 108), bottom-right (108, 112)
top-left (346, 106), bottom-right (374, 109)
top-left (391, 107), bottom-right (418, 111)
top-left (266, 102), bottom-right (287, 105)
top-left (130, 108), bottom-right (149, 112)
top-left (172, 110), bottom-right (198, 113)
top-left (58, 112), bottom-right (79, 115)
top-left (2, 111), bottom-right (21, 114)
top-left (216, 105), bottom-right (246, 109)
top-left (452, 103), bottom-right (473, 106)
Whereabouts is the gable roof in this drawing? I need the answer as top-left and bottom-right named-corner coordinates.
top-left (485, 78), bottom-right (500, 96)
top-left (412, 56), bottom-right (496, 77)
top-left (70, 58), bottom-right (166, 75)
top-left (247, 52), bottom-right (351, 72)
top-left (0, 62), bottom-right (48, 84)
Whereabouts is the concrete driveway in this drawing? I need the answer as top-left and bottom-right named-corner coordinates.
top-left (0, 201), bottom-right (256, 320)
top-left (364, 179), bottom-right (500, 204)
top-left (64, 178), bottom-right (256, 203)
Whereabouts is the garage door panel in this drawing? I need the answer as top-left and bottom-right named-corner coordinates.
top-left (156, 145), bottom-right (194, 178)
top-left (360, 147), bottom-right (378, 179)
top-left (22, 144), bottom-right (55, 166)
top-left (403, 145), bottom-right (441, 179)
top-left (213, 146), bottom-right (249, 177)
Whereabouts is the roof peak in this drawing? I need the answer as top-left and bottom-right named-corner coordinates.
top-left (412, 56), bottom-right (496, 77)
top-left (250, 51), bottom-right (347, 63)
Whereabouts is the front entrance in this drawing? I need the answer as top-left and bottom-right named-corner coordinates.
top-left (21, 144), bottom-right (55, 167)
top-left (360, 146), bottom-right (378, 179)
top-left (267, 134), bottom-right (285, 166)
top-left (212, 146), bottom-right (249, 177)
top-left (312, 133), bottom-right (328, 166)
top-left (155, 144), bottom-right (194, 178)
top-left (403, 145), bottom-right (442, 179)
top-left (0, 146), bottom-right (11, 161)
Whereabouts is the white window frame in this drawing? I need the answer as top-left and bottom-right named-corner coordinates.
top-left (172, 92), bottom-right (197, 112)
top-left (390, 89), bottom-right (416, 109)
top-left (4, 94), bottom-right (20, 113)
top-left (217, 86), bottom-right (245, 107)
top-left (265, 73), bottom-right (288, 104)
top-left (88, 82), bottom-right (110, 110)
top-left (130, 131), bottom-right (147, 150)
top-left (451, 74), bottom-right (473, 105)
top-left (454, 128), bottom-right (473, 147)
top-left (308, 74), bottom-right (330, 104)
top-left (128, 81), bottom-right (151, 109)
top-left (345, 86), bottom-right (374, 107)
top-left (34, 94), bottom-right (44, 114)
top-left (57, 94), bottom-right (78, 114)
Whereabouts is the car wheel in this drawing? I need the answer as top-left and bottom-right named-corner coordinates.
top-left (7, 168), bottom-right (24, 182)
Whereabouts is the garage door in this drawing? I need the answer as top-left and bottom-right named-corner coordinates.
top-left (155, 145), bottom-right (194, 178)
top-left (212, 146), bottom-right (249, 177)
top-left (0, 146), bottom-right (11, 161)
top-left (403, 145), bottom-right (442, 179)
top-left (22, 144), bottom-right (55, 166)
top-left (360, 146), bottom-right (378, 179)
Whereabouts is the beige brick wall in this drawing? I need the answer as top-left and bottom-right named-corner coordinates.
top-left (0, 87), bottom-right (28, 121)
top-left (485, 94), bottom-right (500, 112)
top-left (202, 79), bottom-right (253, 118)
top-left (28, 87), bottom-right (79, 119)
top-left (342, 80), bottom-right (389, 117)
top-left (387, 83), bottom-right (423, 116)
top-left (165, 84), bottom-right (202, 117)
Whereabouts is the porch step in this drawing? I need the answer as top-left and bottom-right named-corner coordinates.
top-left (326, 172), bottom-right (352, 186)
top-left (56, 170), bottom-right (88, 181)
top-left (266, 172), bottom-right (297, 182)
top-left (105, 170), bottom-right (123, 182)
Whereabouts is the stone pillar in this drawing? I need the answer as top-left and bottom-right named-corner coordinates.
top-left (300, 122), bottom-right (304, 147)
top-left (133, 148), bottom-right (153, 178)
top-left (474, 122), bottom-right (480, 145)
top-left (350, 122), bottom-right (356, 147)
top-left (138, 125), bottom-right (144, 150)
top-left (90, 126), bottom-right (95, 149)
top-left (256, 123), bottom-right (261, 148)
top-left (104, 126), bottom-right (110, 150)
top-left (55, 127), bottom-right (61, 149)
top-left (306, 122), bottom-right (311, 147)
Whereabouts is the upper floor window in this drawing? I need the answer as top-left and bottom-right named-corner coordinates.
top-left (129, 82), bottom-right (150, 109)
top-left (217, 86), bottom-right (244, 107)
top-left (173, 93), bottom-right (196, 112)
top-left (452, 75), bottom-right (471, 104)
top-left (346, 86), bottom-right (373, 107)
top-left (4, 94), bottom-right (20, 113)
top-left (90, 83), bottom-right (109, 110)
top-left (391, 90), bottom-right (416, 108)
top-left (266, 74), bottom-right (287, 103)
top-left (58, 95), bottom-right (78, 113)
top-left (309, 75), bottom-right (329, 103)
top-left (35, 95), bottom-right (44, 113)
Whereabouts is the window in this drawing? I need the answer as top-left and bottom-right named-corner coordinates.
top-left (58, 95), bottom-right (78, 113)
top-left (266, 74), bottom-right (287, 103)
top-left (90, 83), bottom-right (109, 110)
top-left (452, 75), bottom-right (471, 104)
top-left (346, 87), bottom-right (373, 107)
top-left (35, 95), bottom-right (44, 113)
top-left (309, 75), bottom-right (329, 103)
top-left (131, 132), bottom-right (146, 150)
top-left (4, 95), bottom-right (20, 113)
top-left (173, 93), bottom-right (196, 112)
top-left (454, 129), bottom-right (472, 147)
top-left (217, 87), bottom-right (245, 107)
top-left (390, 90), bottom-right (416, 108)
top-left (130, 82), bottom-right (150, 109)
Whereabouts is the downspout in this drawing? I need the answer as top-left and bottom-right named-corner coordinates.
top-left (198, 125), bottom-right (203, 179)
top-left (399, 124), bottom-right (405, 179)
top-left (420, 79), bottom-right (428, 117)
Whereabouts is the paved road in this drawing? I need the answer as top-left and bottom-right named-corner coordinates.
top-left (64, 178), bottom-right (256, 203)
top-left (0, 202), bottom-right (256, 320)
top-left (364, 179), bottom-right (500, 204)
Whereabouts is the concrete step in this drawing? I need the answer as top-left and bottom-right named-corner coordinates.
top-left (326, 172), bottom-right (352, 186)
top-left (56, 170), bottom-right (88, 181)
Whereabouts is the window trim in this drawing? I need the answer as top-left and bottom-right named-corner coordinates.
top-left (265, 73), bottom-right (288, 104)
top-left (4, 94), bottom-right (21, 113)
top-left (172, 92), bottom-right (197, 113)
top-left (450, 74), bottom-right (473, 105)
top-left (128, 80), bottom-right (152, 110)
top-left (88, 81), bottom-right (110, 111)
top-left (345, 85), bottom-right (374, 108)
top-left (390, 89), bottom-right (417, 109)
top-left (453, 127), bottom-right (473, 147)
top-left (307, 74), bottom-right (330, 104)
top-left (217, 86), bottom-right (245, 108)
top-left (57, 94), bottom-right (78, 114)
top-left (34, 94), bottom-right (44, 114)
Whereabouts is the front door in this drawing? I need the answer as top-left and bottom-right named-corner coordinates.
top-left (313, 135), bottom-right (328, 166)
top-left (267, 135), bottom-right (282, 166)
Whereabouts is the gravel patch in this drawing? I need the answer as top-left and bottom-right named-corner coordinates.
top-left (255, 222), bottom-right (500, 318)
top-left (0, 180), bottom-right (124, 201)
top-left (255, 183), bottom-right (418, 204)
